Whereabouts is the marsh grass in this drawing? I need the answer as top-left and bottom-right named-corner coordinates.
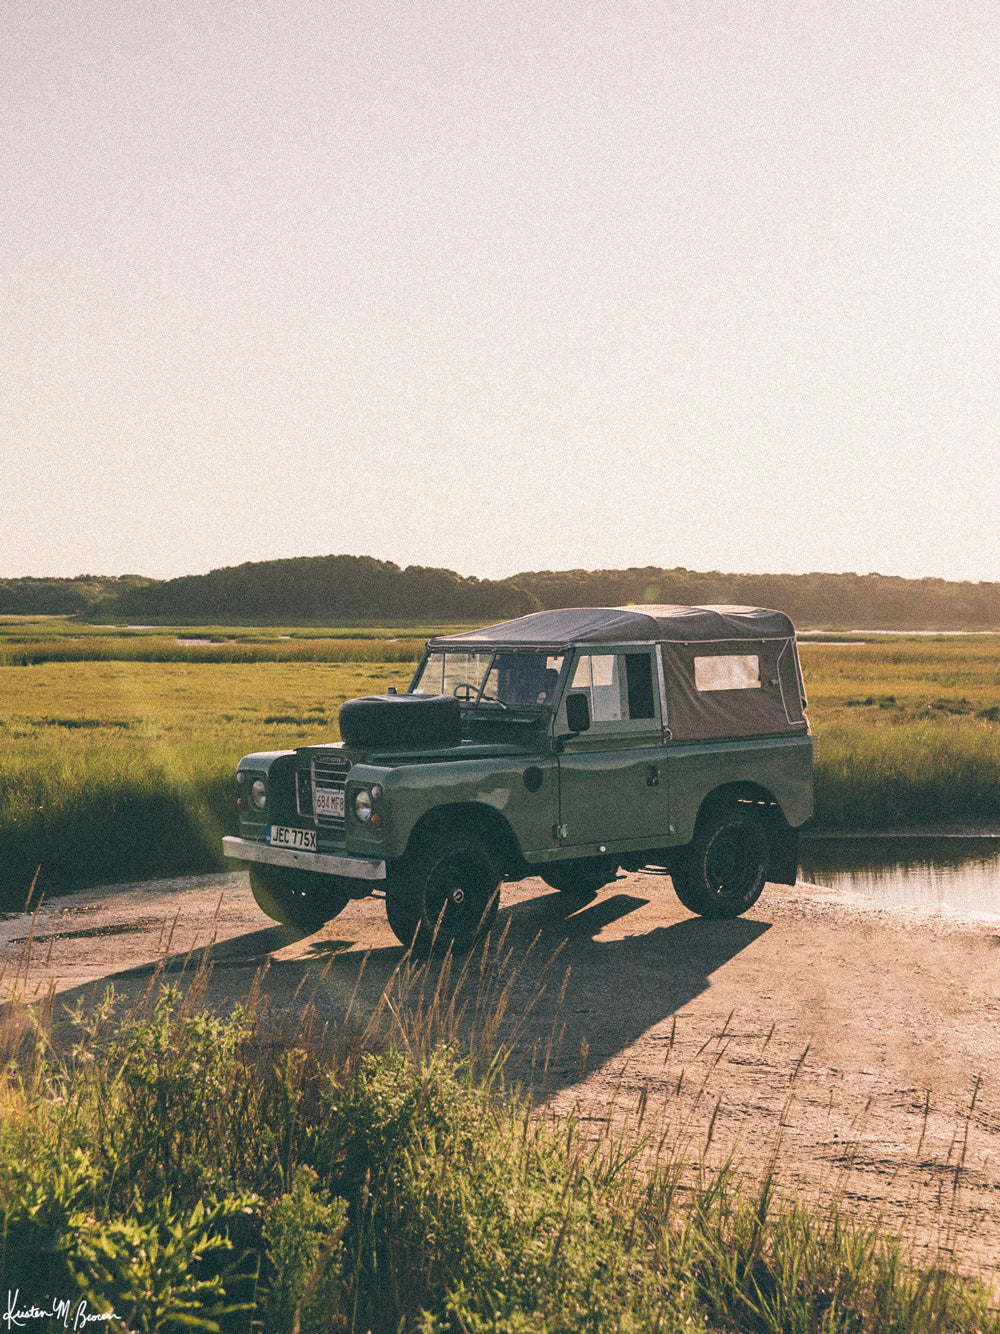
top-left (0, 636), bottom-right (425, 666)
top-left (0, 618), bottom-right (463, 663)
top-left (0, 659), bottom-right (413, 905)
top-left (800, 640), bottom-right (1000, 827)
top-left (0, 932), bottom-right (996, 1333)
top-left (4, 636), bottom-right (1000, 906)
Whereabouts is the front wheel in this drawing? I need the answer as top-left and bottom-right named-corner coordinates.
top-left (249, 864), bottom-right (350, 933)
top-left (385, 836), bottom-right (500, 956)
top-left (671, 812), bottom-right (770, 918)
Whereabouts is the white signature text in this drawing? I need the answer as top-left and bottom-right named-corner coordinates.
top-left (4, 1290), bottom-right (119, 1331)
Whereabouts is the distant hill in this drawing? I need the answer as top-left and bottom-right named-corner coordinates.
top-left (10, 556), bottom-right (1000, 629)
top-left (502, 567), bottom-right (1000, 631)
top-left (0, 575), bottom-right (154, 616)
top-left (85, 555), bottom-right (541, 625)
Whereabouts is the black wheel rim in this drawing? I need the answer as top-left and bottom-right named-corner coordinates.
top-left (704, 824), bottom-right (763, 900)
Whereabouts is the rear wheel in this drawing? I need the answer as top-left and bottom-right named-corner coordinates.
top-left (385, 835), bottom-right (500, 956)
top-left (671, 812), bottom-right (770, 918)
top-left (539, 857), bottom-right (618, 897)
top-left (249, 864), bottom-right (350, 933)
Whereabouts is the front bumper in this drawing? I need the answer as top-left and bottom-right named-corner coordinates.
top-left (222, 835), bottom-right (386, 881)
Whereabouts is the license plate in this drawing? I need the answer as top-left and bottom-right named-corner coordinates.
top-left (313, 787), bottom-right (345, 819)
top-left (267, 825), bottom-right (317, 851)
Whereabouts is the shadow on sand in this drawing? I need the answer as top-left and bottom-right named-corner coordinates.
top-left (20, 878), bottom-right (771, 1101)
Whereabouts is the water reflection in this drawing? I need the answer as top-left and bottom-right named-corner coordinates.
top-left (798, 837), bottom-right (1000, 918)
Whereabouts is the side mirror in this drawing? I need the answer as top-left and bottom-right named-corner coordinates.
top-left (565, 692), bottom-right (591, 735)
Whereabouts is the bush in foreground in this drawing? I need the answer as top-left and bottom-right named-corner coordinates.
top-left (0, 963), bottom-right (997, 1333)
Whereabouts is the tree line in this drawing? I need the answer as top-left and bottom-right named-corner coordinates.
top-left (499, 566), bottom-right (1000, 630)
top-left (7, 557), bottom-right (1000, 629)
top-left (84, 555), bottom-right (541, 624)
top-left (0, 575), bottom-right (153, 616)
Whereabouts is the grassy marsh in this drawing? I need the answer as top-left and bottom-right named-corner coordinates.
top-left (0, 618), bottom-right (428, 665)
top-left (800, 639), bottom-right (1000, 827)
top-left (3, 633), bottom-right (1000, 905)
top-left (0, 658), bottom-right (413, 904)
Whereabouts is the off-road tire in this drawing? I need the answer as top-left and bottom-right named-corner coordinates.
top-left (671, 811), bottom-right (770, 918)
top-left (385, 835), bottom-right (500, 956)
top-left (384, 859), bottom-right (421, 949)
top-left (539, 857), bottom-right (618, 897)
top-left (249, 864), bottom-right (350, 933)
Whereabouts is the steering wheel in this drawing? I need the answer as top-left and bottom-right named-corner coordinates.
top-left (453, 684), bottom-right (508, 709)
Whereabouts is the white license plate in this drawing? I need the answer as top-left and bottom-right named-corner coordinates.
top-left (313, 787), bottom-right (345, 818)
top-left (267, 825), bottom-right (317, 851)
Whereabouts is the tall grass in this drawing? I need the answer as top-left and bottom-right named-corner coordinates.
top-left (0, 617), bottom-right (468, 657)
top-left (800, 640), bottom-right (1000, 827)
top-left (0, 659), bottom-right (412, 905)
top-left (0, 636), bottom-right (424, 665)
top-left (0, 940), bottom-right (995, 1333)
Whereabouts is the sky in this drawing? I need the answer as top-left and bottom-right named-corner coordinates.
top-left (3, 0), bottom-right (999, 584)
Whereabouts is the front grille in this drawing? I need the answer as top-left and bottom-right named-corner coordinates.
top-left (299, 753), bottom-right (352, 834)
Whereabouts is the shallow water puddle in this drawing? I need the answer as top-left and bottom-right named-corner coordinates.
top-left (799, 837), bottom-right (1000, 918)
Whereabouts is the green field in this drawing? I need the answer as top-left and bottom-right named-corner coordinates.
top-left (2, 628), bottom-right (1000, 905)
top-left (0, 616), bottom-right (437, 664)
top-left (0, 656), bottom-right (414, 905)
top-left (800, 639), bottom-right (1000, 828)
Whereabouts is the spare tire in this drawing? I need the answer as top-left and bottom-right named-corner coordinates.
top-left (339, 693), bottom-right (462, 749)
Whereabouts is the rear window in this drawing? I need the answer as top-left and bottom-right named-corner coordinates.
top-left (694, 655), bottom-right (760, 692)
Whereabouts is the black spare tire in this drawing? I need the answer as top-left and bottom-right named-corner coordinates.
top-left (339, 693), bottom-right (462, 749)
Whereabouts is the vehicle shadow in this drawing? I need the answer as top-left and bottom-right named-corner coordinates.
top-left (24, 881), bottom-right (770, 1102)
top-left (474, 890), bottom-right (771, 1095)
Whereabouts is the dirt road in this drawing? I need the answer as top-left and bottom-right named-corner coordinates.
top-left (2, 869), bottom-right (999, 1274)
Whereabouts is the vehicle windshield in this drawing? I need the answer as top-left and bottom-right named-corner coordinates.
top-left (411, 650), bottom-right (565, 709)
top-left (481, 651), bottom-right (564, 708)
top-left (411, 651), bottom-right (494, 700)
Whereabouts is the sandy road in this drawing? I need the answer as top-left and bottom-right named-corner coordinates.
top-left (2, 868), bottom-right (999, 1275)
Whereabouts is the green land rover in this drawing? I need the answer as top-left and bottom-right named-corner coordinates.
top-left (223, 605), bottom-right (812, 953)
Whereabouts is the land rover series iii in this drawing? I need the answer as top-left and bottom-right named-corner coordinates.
top-left (223, 605), bottom-right (812, 953)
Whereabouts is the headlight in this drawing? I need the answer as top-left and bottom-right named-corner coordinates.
top-left (354, 789), bottom-right (373, 822)
top-left (251, 778), bottom-right (267, 809)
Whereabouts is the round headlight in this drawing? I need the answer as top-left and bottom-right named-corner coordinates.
top-left (354, 789), bottom-right (373, 822)
top-left (371, 783), bottom-right (383, 801)
top-left (251, 778), bottom-right (267, 809)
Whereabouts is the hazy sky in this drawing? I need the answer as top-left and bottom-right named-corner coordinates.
top-left (4, 0), bottom-right (998, 583)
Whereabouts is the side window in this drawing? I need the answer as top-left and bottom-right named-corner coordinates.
top-left (570, 653), bottom-right (657, 724)
top-left (694, 655), bottom-right (760, 691)
top-left (571, 653), bottom-right (621, 721)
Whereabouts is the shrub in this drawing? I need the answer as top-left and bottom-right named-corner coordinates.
top-left (260, 1166), bottom-right (347, 1334)
top-left (1, 969), bottom-right (998, 1334)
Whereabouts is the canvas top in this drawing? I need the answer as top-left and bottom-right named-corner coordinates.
top-left (429, 605), bottom-right (797, 648)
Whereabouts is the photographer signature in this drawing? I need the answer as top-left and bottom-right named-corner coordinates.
top-left (4, 1291), bottom-right (119, 1331)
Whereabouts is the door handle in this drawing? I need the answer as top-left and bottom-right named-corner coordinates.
top-left (646, 765), bottom-right (659, 787)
